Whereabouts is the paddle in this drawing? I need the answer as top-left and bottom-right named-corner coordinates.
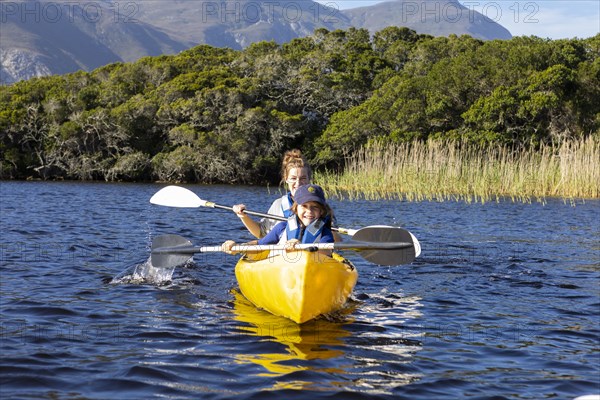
top-left (150, 185), bottom-right (422, 256)
top-left (150, 185), bottom-right (305, 228)
top-left (151, 230), bottom-right (416, 269)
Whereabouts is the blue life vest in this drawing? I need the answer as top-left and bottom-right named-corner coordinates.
top-left (280, 193), bottom-right (294, 218)
top-left (282, 215), bottom-right (331, 244)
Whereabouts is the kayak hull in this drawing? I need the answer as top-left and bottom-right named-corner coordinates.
top-left (235, 251), bottom-right (358, 324)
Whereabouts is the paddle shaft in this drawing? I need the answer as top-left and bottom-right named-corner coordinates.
top-left (204, 201), bottom-right (284, 221)
top-left (152, 241), bottom-right (413, 255)
top-left (151, 233), bottom-right (416, 267)
top-left (202, 201), bottom-right (355, 235)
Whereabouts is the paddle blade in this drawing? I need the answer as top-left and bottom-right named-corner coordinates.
top-left (151, 234), bottom-right (194, 268)
top-left (352, 226), bottom-right (416, 266)
top-left (150, 186), bottom-right (205, 208)
top-left (409, 232), bottom-right (422, 257)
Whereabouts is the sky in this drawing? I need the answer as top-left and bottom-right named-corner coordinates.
top-left (314, 0), bottom-right (600, 39)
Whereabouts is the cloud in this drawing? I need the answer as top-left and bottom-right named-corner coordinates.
top-left (496, 1), bottom-right (600, 39)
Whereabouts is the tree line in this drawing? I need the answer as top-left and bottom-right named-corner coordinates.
top-left (1, 28), bottom-right (598, 183)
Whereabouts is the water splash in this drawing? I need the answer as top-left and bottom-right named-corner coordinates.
top-left (110, 256), bottom-right (177, 285)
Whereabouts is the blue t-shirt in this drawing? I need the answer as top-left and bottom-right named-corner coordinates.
top-left (258, 221), bottom-right (334, 245)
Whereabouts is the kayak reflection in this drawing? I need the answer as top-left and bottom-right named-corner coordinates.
top-left (231, 289), bottom-right (355, 377)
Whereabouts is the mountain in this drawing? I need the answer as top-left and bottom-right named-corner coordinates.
top-left (344, 0), bottom-right (513, 40)
top-left (0, 0), bottom-right (512, 84)
top-left (0, 1), bottom-right (192, 83)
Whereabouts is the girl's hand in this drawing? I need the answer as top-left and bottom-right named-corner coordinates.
top-left (232, 204), bottom-right (247, 219)
top-left (222, 240), bottom-right (237, 254)
top-left (284, 239), bottom-right (300, 252)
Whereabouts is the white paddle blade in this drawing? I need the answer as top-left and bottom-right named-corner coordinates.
top-left (150, 186), bottom-right (206, 208)
top-left (410, 232), bottom-right (422, 257)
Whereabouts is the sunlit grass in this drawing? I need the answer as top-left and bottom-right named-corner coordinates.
top-left (315, 137), bottom-right (600, 203)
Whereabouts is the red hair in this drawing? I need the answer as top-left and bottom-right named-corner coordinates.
top-left (280, 149), bottom-right (312, 184)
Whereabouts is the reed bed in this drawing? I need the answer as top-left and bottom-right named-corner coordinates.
top-left (315, 137), bottom-right (600, 203)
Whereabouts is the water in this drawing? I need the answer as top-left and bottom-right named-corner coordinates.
top-left (1, 181), bottom-right (598, 399)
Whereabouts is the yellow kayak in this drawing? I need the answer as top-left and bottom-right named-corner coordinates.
top-left (235, 250), bottom-right (358, 324)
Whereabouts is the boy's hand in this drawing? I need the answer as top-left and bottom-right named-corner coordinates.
top-left (284, 239), bottom-right (300, 252)
top-left (222, 240), bottom-right (237, 254)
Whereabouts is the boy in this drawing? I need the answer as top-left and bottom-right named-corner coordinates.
top-left (222, 184), bottom-right (333, 253)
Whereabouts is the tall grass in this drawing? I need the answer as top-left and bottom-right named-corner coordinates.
top-left (315, 137), bottom-right (600, 203)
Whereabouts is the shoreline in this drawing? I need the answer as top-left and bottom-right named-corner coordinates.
top-left (315, 137), bottom-right (600, 204)
top-left (3, 137), bottom-right (598, 205)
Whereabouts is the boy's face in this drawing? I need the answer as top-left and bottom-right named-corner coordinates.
top-left (297, 201), bottom-right (323, 226)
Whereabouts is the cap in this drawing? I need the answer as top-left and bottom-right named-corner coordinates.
top-left (294, 184), bottom-right (327, 206)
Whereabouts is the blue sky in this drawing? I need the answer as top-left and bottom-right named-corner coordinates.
top-left (314, 0), bottom-right (600, 39)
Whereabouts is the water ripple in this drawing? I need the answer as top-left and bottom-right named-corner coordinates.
top-left (1, 183), bottom-right (598, 399)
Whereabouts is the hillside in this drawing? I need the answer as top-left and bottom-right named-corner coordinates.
top-left (0, 0), bottom-right (511, 84)
top-left (2, 29), bottom-right (597, 183)
top-left (345, 0), bottom-right (512, 40)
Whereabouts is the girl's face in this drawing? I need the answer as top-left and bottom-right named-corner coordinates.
top-left (286, 167), bottom-right (310, 196)
top-left (297, 201), bottom-right (323, 226)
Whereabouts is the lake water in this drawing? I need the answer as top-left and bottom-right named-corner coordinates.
top-left (1, 181), bottom-right (598, 399)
